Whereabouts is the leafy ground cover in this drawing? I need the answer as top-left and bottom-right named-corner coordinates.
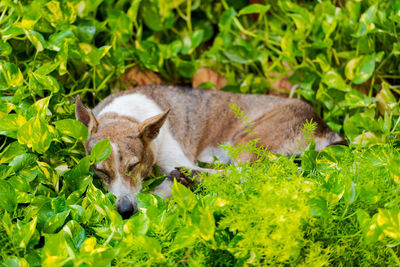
top-left (1, 0), bottom-right (400, 266)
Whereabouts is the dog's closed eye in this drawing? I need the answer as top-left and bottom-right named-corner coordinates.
top-left (127, 162), bottom-right (139, 174)
top-left (94, 169), bottom-right (111, 183)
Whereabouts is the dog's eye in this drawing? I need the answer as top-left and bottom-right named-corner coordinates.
top-left (94, 170), bottom-right (110, 183)
top-left (127, 162), bottom-right (139, 174)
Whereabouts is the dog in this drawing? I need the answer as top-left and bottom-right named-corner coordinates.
top-left (75, 85), bottom-right (344, 218)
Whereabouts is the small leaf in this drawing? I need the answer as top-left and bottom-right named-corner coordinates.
top-left (172, 180), bottom-right (197, 210)
top-left (91, 138), bottom-right (111, 163)
top-left (377, 209), bottom-right (400, 241)
top-left (238, 4), bottom-right (270, 16)
top-left (54, 119), bottom-right (89, 141)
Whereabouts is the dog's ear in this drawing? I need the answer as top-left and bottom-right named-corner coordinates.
top-left (138, 109), bottom-right (170, 142)
top-left (75, 95), bottom-right (98, 135)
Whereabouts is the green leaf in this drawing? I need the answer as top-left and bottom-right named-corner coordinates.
top-left (176, 60), bottom-right (197, 78)
top-left (13, 217), bottom-right (38, 249)
top-left (24, 30), bottom-right (46, 52)
top-left (108, 10), bottom-right (132, 43)
top-left (0, 41), bottom-right (12, 56)
top-left (135, 41), bottom-right (161, 71)
top-left (0, 114), bottom-right (27, 138)
top-left (0, 181), bottom-right (17, 212)
top-left (141, 0), bottom-right (174, 31)
top-left (54, 119), bottom-right (88, 141)
top-left (27, 96), bottom-right (51, 119)
top-left (0, 142), bottom-right (27, 164)
top-left (42, 232), bottom-right (71, 267)
top-left (377, 209), bottom-right (400, 241)
top-left (0, 63), bottom-right (24, 88)
top-left (62, 220), bottom-right (86, 251)
top-left (78, 43), bottom-right (111, 67)
top-left (64, 156), bottom-right (92, 192)
top-left (90, 138), bottom-right (111, 163)
top-left (322, 70), bottom-right (351, 91)
top-left (218, 8), bottom-right (237, 31)
top-left (2, 257), bottom-right (29, 267)
top-left (123, 213), bottom-right (150, 236)
top-left (9, 153), bottom-right (37, 173)
top-left (181, 30), bottom-right (204, 55)
top-left (172, 179), bottom-right (197, 210)
top-left (29, 72), bottom-right (60, 94)
top-left (350, 54), bottom-right (375, 84)
top-left (238, 4), bottom-right (270, 16)
top-left (171, 226), bottom-right (199, 251)
top-left (17, 116), bottom-right (54, 154)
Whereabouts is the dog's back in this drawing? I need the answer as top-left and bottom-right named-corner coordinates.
top-left (93, 85), bottom-right (343, 160)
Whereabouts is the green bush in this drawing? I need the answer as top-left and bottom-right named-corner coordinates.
top-left (1, 0), bottom-right (400, 266)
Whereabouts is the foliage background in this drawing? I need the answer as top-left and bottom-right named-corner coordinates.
top-left (1, 0), bottom-right (400, 266)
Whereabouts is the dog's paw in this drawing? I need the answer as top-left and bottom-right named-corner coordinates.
top-left (167, 168), bottom-right (197, 188)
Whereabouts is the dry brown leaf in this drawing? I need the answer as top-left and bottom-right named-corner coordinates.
top-left (192, 67), bottom-right (227, 90)
top-left (121, 66), bottom-right (162, 88)
top-left (268, 76), bottom-right (294, 97)
top-left (266, 62), bottom-right (294, 97)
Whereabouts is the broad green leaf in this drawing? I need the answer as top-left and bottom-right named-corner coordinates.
top-left (2, 257), bottom-right (29, 267)
top-left (0, 114), bottom-right (27, 138)
top-left (123, 213), bottom-right (150, 236)
top-left (78, 43), bottom-right (111, 66)
top-left (9, 153), bottom-right (37, 173)
top-left (193, 204), bottom-right (215, 241)
top-left (29, 72), bottom-right (60, 94)
top-left (322, 70), bottom-right (351, 91)
top-left (0, 41), bottom-right (12, 56)
top-left (90, 138), bottom-right (111, 163)
top-left (54, 119), bottom-right (88, 141)
top-left (140, 0), bottom-right (174, 31)
top-left (135, 41), bottom-right (161, 71)
top-left (108, 10), bottom-right (132, 43)
top-left (17, 116), bottom-right (53, 154)
top-left (172, 179), bottom-right (197, 210)
top-left (62, 220), bottom-right (86, 250)
top-left (171, 226), bottom-right (198, 251)
top-left (376, 82), bottom-right (398, 115)
top-left (218, 8), bottom-right (237, 31)
top-left (377, 209), bottom-right (400, 241)
top-left (353, 55), bottom-right (375, 84)
top-left (0, 142), bottom-right (27, 164)
top-left (64, 156), bottom-right (91, 192)
top-left (13, 217), bottom-right (37, 249)
top-left (24, 30), bottom-right (46, 52)
top-left (47, 30), bottom-right (75, 51)
top-left (27, 96), bottom-right (51, 119)
top-left (42, 232), bottom-right (71, 267)
top-left (44, 210), bottom-right (71, 233)
top-left (238, 4), bottom-right (270, 16)
top-left (181, 30), bottom-right (204, 55)
top-left (176, 60), bottom-right (197, 78)
top-left (0, 181), bottom-right (17, 212)
top-left (0, 63), bottom-right (24, 88)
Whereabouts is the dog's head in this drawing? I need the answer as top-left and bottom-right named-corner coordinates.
top-left (75, 96), bottom-right (169, 218)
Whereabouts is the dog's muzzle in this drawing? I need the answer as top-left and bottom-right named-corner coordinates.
top-left (117, 196), bottom-right (137, 219)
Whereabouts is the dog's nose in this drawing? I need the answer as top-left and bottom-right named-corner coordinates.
top-left (117, 196), bottom-right (136, 219)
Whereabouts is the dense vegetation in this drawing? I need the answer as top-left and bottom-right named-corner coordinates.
top-left (1, 0), bottom-right (400, 265)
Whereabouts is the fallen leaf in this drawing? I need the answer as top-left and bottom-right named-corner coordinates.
top-left (266, 62), bottom-right (294, 97)
top-left (121, 66), bottom-right (162, 88)
top-left (192, 67), bottom-right (227, 90)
